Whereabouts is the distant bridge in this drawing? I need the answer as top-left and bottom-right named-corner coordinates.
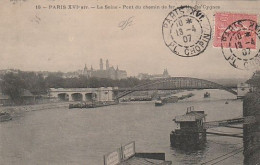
top-left (115, 77), bottom-right (237, 99)
top-left (49, 87), bottom-right (116, 102)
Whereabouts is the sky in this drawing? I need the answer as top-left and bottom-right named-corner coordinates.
top-left (0, 0), bottom-right (259, 79)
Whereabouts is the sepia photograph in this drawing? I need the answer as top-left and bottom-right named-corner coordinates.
top-left (0, 0), bottom-right (259, 164)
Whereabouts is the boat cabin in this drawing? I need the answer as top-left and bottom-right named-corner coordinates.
top-left (174, 109), bottom-right (206, 131)
top-left (170, 107), bottom-right (207, 148)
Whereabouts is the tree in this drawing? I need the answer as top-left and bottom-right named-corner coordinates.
top-left (17, 71), bottom-right (47, 95)
top-left (45, 72), bottom-right (64, 88)
top-left (1, 72), bottom-right (26, 103)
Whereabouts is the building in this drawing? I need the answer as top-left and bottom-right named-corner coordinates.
top-left (237, 83), bottom-right (251, 99)
top-left (247, 70), bottom-right (260, 92)
top-left (82, 59), bottom-right (127, 80)
top-left (137, 69), bottom-right (170, 80)
top-left (0, 93), bottom-right (11, 106)
top-left (63, 70), bottom-right (82, 78)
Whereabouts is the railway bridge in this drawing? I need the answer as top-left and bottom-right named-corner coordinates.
top-left (115, 77), bottom-right (238, 99)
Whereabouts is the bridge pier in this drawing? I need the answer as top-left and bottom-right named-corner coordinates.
top-left (69, 94), bottom-right (73, 102)
top-left (82, 92), bottom-right (87, 102)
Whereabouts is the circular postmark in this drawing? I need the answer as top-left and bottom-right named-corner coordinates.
top-left (221, 19), bottom-right (260, 70)
top-left (162, 6), bottom-right (212, 57)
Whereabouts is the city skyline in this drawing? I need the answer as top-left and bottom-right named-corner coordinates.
top-left (0, 57), bottom-right (253, 80)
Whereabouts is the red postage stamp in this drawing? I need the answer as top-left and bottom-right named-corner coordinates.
top-left (214, 13), bottom-right (257, 48)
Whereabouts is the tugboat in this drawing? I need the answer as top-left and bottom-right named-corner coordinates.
top-left (204, 92), bottom-right (210, 98)
top-left (0, 112), bottom-right (12, 122)
top-left (155, 99), bottom-right (164, 106)
top-left (170, 107), bottom-right (207, 148)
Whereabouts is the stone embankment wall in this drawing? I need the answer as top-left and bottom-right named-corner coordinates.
top-left (243, 92), bottom-right (260, 164)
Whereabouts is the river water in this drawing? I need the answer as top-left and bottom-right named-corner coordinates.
top-left (0, 89), bottom-right (244, 165)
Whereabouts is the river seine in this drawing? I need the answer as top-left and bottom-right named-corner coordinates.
top-left (0, 89), bottom-right (244, 165)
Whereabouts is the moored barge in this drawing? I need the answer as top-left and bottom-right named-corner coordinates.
top-left (170, 107), bottom-right (207, 148)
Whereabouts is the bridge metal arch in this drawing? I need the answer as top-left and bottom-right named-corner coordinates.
top-left (116, 77), bottom-right (237, 99)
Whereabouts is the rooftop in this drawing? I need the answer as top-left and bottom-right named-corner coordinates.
top-left (174, 111), bottom-right (207, 122)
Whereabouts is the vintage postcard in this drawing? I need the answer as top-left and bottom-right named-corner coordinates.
top-left (0, 0), bottom-right (259, 165)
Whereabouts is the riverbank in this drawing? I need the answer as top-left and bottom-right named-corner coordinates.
top-left (0, 102), bottom-right (69, 117)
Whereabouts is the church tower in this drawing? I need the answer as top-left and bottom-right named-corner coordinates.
top-left (83, 64), bottom-right (88, 75)
top-left (100, 58), bottom-right (103, 70)
top-left (106, 59), bottom-right (109, 70)
top-left (163, 68), bottom-right (169, 77)
top-left (84, 64), bottom-right (87, 71)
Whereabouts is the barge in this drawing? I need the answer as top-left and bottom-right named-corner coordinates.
top-left (178, 93), bottom-right (194, 100)
top-left (155, 96), bottom-right (178, 106)
top-left (0, 112), bottom-right (12, 122)
top-left (170, 107), bottom-right (207, 148)
top-left (69, 101), bottom-right (118, 109)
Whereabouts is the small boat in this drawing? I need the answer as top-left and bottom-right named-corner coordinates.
top-left (204, 92), bottom-right (210, 98)
top-left (155, 100), bottom-right (164, 106)
top-left (0, 112), bottom-right (12, 122)
top-left (225, 100), bottom-right (229, 104)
